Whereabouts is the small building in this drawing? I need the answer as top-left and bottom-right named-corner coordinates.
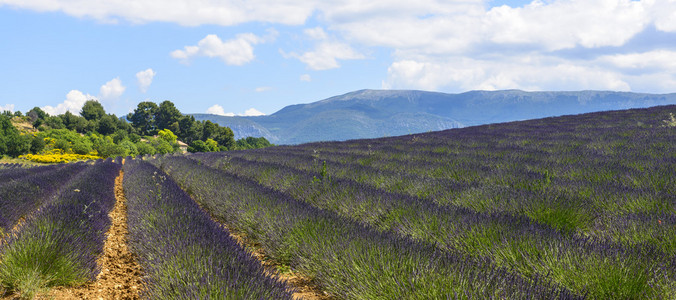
top-left (177, 141), bottom-right (189, 153)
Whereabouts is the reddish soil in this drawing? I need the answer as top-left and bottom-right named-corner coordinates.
top-left (42, 169), bottom-right (143, 299)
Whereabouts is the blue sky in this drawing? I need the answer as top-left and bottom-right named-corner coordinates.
top-left (1, 0), bottom-right (675, 117)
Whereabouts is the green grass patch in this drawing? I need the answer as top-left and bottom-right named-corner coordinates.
top-left (0, 227), bottom-right (89, 297)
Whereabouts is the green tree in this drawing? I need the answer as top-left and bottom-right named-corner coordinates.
top-left (129, 133), bottom-right (141, 143)
top-left (83, 119), bottom-right (98, 134)
top-left (40, 129), bottom-right (93, 154)
top-left (97, 114), bottom-right (118, 135)
top-left (32, 118), bottom-right (44, 130)
top-left (59, 111), bottom-right (88, 133)
top-left (119, 140), bottom-right (139, 157)
top-left (148, 137), bottom-right (174, 154)
top-left (0, 115), bottom-right (31, 157)
top-left (201, 120), bottom-right (218, 141)
top-left (157, 128), bottom-right (178, 144)
top-left (176, 115), bottom-right (198, 143)
top-left (135, 141), bottom-right (156, 156)
top-left (80, 100), bottom-right (106, 121)
top-left (188, 140), bottom-right (209, 153)
top-left (0, 117), bottom-right (10, 155)
top-left (188, 138), bottom-right (221, 153)
top-left (206, 138), bottom-right (220, 151)
top-left (90, 135), bottom-right (125, 157)
top-left (112, 113), bottom-right (133, 133)
top-left (185, 118), bottom-right (203, 143)
top-left (44, 116), bottom-right (65, 129)
top-left (111, 129), bottom-right (129, 144)
top-left (30, 135), bottom-right (45, 154)
top-left (236, 136), bottom-right (272, 150)
top-left (27, 107), bottom-right (47, 123)
top-left (213, 126), bottom-right (235, 150)
top-left (155, 101), bottom-right (182, 131)
top-left (71, 139), bottom-right (93, 155)
top-left (128, 101), bottom-right (158, 136)
top-left (158, 128), bottom-right (179, 152)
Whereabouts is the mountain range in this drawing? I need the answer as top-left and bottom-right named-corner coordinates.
top-left (191, 89), bottom-right (676, 144)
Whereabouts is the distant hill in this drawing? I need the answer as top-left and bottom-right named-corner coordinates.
top-left (191, 89), bottom-right (676, 144)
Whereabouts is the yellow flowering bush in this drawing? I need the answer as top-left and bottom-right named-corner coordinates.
top-left (19, 149), bottom-right (102, 164)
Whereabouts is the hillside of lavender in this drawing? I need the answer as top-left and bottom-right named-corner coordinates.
top-left (152, 105), bottom-right (676, 298)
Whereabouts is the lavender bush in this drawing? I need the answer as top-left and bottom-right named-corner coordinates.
top-left (0, 160), bottom-right (120, 298)
top-left (153, 155), bottom-right (578, 299)
top-left (0, 162), bottom-right (90, 234)
top-left (123, 159), bottom-right (292, 299)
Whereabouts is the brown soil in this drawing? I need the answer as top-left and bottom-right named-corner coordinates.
top-left (2, 165), bottom-right (326, 299)
top-left (42, 169), bottom-right (143, 299)
top-left (194, 209), bottom-right (330, 300)
top-left (10, 117), bottom-right (36, 134)
top-left (224, 225), bottom-right (331, 300)
top-left (0, 217), bottom-right (25, 247)
top-left (185, 192), bottom-right (330, 299)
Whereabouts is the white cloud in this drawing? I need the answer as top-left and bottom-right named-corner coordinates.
top-left (0, 0), bottom-right (315, 26)
top-left (283, 26), bottom-right (365, 70)
top-left (206, 104), bottom-right (233, 116)
top-left (363, 0), bottom-right (676, 93)
top-left (99, 77), bottom-right (126, 99)
top-left (653, 0), bottom-right (676, 32)
top-left (304, 27), bottom-right (328, 40)
top-left (384, 55), bottom-right (632, 92)
top-left (42, 90), bottom-right (97, 116)
top-left (330, 10), bottom-right (482, 55)
top-left (6, 0), bottom-right (676, 93)
top-left (136, 68), bottom-right (156, 93)
top-left (3, 0), bottom-right (672, 51)
top-left (41, 76), bottom-right (125, 116)
top-left (594, 50), bottom-right (676, 92)
top-left (286, 42), bottom-right (364, 70)
top-left (484, 0), bottom-right (650, 51)
top-left (1, 104), bottom-right (15, 113)
top-left (598, 50), bottom-right (676, 72)
top-left (300, 74), bottom-right (312, 82)
top-left (242, 108), bottom-right (265, 116)
top-left (255, 86), bottom-right (272, 92)
top-left (171, 33), bottom-right (265, 65)
top-left (205, 105), bottom-right (266, 116)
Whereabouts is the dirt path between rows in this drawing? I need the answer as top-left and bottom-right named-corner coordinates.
top-left (186, 194), bottom-right (330, 300)
top-left (0, 216), bottom-right (25, 248)
top-left (3, 164), bottom-right (326, 299)
top-left (45, 169), bottom-right (143, 299)
top-left (221, 223), bottom-right (331, 300)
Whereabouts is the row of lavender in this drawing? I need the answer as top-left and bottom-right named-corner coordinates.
top-left (214, 147), bottom-right (676, 258)
top-left (151, 155), bottom-right (579, 299)
top-left (221, 106), bottom-right (676, 255)
top-left (0, 163), bottom-right (25, 170)
top-left (182, 151), bottom-right (672, 299)
top-left (172, 105), bottom-right (676, 298)
top-left (0, 163), bottom-right (89, 235)
top-left (0, 160), bottom-right (120, 298)
top-left (122, 159), bottom-right (292, 299)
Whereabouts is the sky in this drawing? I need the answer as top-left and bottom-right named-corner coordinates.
top-left (1, 0), bottom-right (676, 117)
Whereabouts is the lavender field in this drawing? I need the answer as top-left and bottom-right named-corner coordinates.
top-left (0, 105), bottom-right (674, 299)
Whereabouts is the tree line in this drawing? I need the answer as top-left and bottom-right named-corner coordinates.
top-left (0, 100), bottom-right (271, 158)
